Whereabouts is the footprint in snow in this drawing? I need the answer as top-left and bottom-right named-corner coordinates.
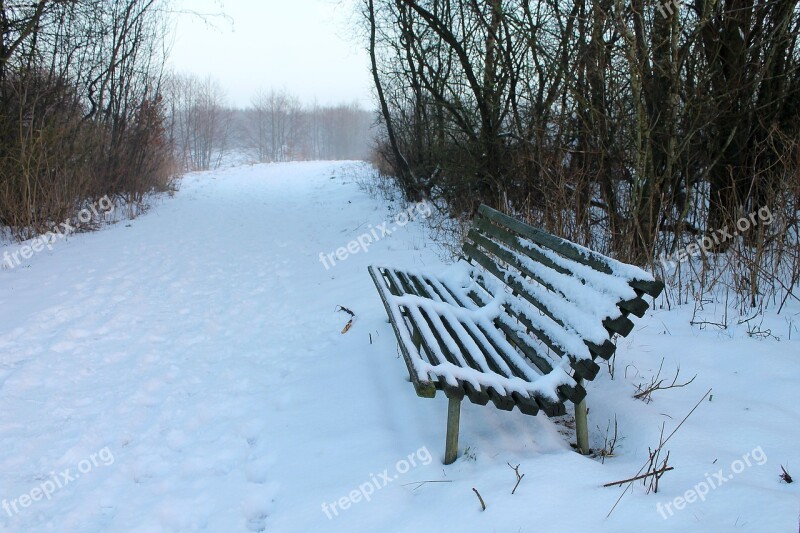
top-left (242, 485), bottom-right (277, 532)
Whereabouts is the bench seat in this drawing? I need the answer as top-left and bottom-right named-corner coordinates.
top-left (369, 264), bottom-right (587, 417)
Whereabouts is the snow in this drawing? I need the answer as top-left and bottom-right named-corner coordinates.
top-left (516, 235), bottom-right (656, 284)
top-left (1, 161), bottom-right (798, 532)
top-left (477, 271), bottom-right (594, 361)
top-left (515, 241), bottom-right (639, 306)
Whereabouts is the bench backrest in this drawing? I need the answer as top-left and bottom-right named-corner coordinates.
top-left (462, 205), bottom-right (664, 378)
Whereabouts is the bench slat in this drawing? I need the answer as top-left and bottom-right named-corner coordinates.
top-left (368, 266), bottom-right (437, 398)
top-left (428, 275), bottom-right (586, 405)
top-left (453, 312), bottom-right (561, 410)
top-left (474, 216), bottom-right (651, 318)
top-left (477, 205), bottom-right (664, 297)
top-left (396, 272), bottom-right (501, 377)
top-left (467, 228), bottom-right (636, 338)
top-left (388, 270), bottom-right (470, 401)
top-left (409, 278), bottom-right (532, 407)
top-left (394, 269), bottom-right (506, 406)
top-left (471, 275), bottom-right (602, 381)
top-left (478, 270), bottom-right (616, 362)
top-left (428, 272), bottom-right (587, 405)
top-left (465, 241), bottom-right (620, 359)
top-left (464, 279), bottom-right (595, 394)
top-left (373, 265), bottom-right (582, 413)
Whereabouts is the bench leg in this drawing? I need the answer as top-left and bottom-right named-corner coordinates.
top-left (444, 396), bottom-right (461, 465)
top-left (575, 380), bottom-right (590, 455)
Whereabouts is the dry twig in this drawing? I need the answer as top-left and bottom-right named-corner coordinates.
top-left (633, 358), bottom-right (696, 403)
top-left (472, 487), bottom-right (486, 511)
top-left (603, 466), bottom-right (675, 487)
top-left (598, 416), bottom-right (619, 464)
top-left (401, 480), bottom-right (453, 491)
top-left (606, 388), bottom-right (711, 518)
top-left (507, 463), bottom-right (525, 494)
top-left (336, 305), bottom-right (355, 334)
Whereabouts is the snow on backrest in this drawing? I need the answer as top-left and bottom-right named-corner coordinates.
top-left (462, 205), bottom-right (658, 344)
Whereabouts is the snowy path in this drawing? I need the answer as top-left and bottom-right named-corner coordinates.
top-left (1, 162), bottom-right (798, 532)
top-left (0, 162), bottom-right (455, 531)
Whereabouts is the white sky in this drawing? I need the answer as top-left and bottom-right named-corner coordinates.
top-left (167, 0), bottom-right (373, 108)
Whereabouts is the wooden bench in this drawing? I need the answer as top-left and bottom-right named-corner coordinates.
top-left (368, 205), bottom-right (663, 464)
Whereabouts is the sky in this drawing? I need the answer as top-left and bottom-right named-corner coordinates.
top-left (167, 0), bottom-right (374, 109)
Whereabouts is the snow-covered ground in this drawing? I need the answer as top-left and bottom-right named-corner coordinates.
top-left (0, 161), bottom-right (798, 532)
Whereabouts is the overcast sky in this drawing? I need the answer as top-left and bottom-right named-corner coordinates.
top-left (167, 0), bottom-right (373, 108)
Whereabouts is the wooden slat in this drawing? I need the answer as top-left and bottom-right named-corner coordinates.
top-left (396, 270), bottom-right (504, 406)
top-left (474, 217), bottom-right (651, 318)
top-left (468, 272), bottom-right (601, 379)
top-left (427, 277), bottom-right (557, 413)
top-left (390, 271), bottom-right (468, 401)
top-left (410, 271), bottom-right (569, 413)
top-left (511, 392), bottom-right (541, 415)
top-left (371, 265), bottom-right (584, 416)
top-left (463, 285), bottom-right (587, 403)
top-left (395, 271), bottom-right (489, 405)
top-left (367, 266), bottom-right (436, 398)
top-left (533, 395), bottom-right (567, 417)
top-left (409, 276), bottom-right (514, 411)
top-left (475, 324), bottom-right (578, 408)
top-left (452, 317), bottom-right (538, 411)
top-left (467, 229), bottom-right (636, 337)
top-left (430, 276), bottom-right (559, 378)
top-left (477, 205), bottom-right (665, 297)
top-left (464, 241), bottom-right (619, 368)
top-left (431, 314), bottom-right (491, 406)
top-left (382, 269), bottom-right (472, 401)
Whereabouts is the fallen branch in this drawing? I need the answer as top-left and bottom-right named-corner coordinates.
top-left (335, 305), bottom-right (355, 316)
top-left (603, 466), bottom-right (674, 487)
top-left (401, 480), bottom-right (453, 491)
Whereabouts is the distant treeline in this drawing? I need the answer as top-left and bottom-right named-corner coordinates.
top-left (165, 76), bottom-right (375, 171)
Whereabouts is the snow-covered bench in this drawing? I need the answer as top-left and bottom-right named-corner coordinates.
top-left (368, 205), bottom-right (663, 463)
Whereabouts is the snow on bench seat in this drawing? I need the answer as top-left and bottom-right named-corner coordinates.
top-left (368, 264), bottom-right (582, 417)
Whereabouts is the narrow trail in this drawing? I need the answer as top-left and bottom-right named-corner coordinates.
top-left (0, 162), bottom-right (446, 531)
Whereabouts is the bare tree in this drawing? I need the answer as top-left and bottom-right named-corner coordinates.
top-left (167, 73), bottom-right (231, 171)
